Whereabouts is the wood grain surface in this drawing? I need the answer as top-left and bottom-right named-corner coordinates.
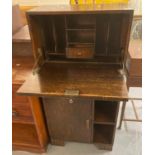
top-left (18, 62), bottom-right (128, 100)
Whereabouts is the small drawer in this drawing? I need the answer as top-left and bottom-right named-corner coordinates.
top-left (66, 47), bottom-right (94, 59)
top-left (12, 123), bottom-right (39, 146)
top-left (12, 102), bottom-right (33, 122)
top-left (12, 84), bottom-right (33, 122)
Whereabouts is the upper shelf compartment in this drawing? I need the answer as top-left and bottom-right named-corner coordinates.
top-left (27, 8), bottom-right (133, 63)
top-left (65, 14), bottom-right (96, 30)
top-left (65, 14), bottom-right (96, 59)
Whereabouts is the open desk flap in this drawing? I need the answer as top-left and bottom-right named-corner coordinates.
top-left (17, 62), bottom-right (128, 101)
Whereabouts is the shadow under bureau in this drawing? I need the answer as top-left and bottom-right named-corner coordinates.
top-left (17, 4), bottom-right (133, 151)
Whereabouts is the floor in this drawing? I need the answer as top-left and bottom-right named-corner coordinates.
top-left (13, 88), bottom-right (142, 155)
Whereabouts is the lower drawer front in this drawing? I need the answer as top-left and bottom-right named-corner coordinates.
top-left (12, 102), bottom-right (34, 122)
top-left (12, 84), bottom-right (33, 122)
top-left (12, 123), bottom-right (39, 146)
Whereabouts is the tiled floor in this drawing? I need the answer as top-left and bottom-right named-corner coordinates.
top-left (13, 88), bottom-right (142, 155)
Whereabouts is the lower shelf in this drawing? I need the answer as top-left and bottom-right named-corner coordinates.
top-left (93, 124), bottom-right (115, 148)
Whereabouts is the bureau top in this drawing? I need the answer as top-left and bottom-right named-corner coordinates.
top-left (27, 4), bottom-right (133, 15)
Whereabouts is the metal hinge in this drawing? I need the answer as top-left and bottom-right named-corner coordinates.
top-left (32, 48), bottom-right (44, 75)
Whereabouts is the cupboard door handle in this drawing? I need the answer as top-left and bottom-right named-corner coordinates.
top-left (86, 120), bottom-right (90, 129)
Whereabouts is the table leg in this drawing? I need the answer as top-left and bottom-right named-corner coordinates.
top-left (118, 101), bottom-right (127, 129)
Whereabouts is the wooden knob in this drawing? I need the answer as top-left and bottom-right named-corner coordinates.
top-left (12, 110), bottom-right (18, 117)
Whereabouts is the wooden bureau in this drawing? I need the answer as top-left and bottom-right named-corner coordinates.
top-left (17, 4), bottom-right (133, 151)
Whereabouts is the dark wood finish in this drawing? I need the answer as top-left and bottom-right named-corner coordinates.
top-left (17, 5), bottom-right (134, 151)
top-left (94, 124), bottom-right (114, 150)
top-left (93, 101), bottom-right (119, 150)
top-left (43, 97), bottom-right (92, 144)
top-left (26, 8), bottom-right (133, 64)
top-left (18, 62), bottom-right (128, 101)
top-left (94, 101), bottom-right (118, 124)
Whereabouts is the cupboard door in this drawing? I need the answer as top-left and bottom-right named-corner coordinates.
top-left (43, 97), bottom-right (92, 144)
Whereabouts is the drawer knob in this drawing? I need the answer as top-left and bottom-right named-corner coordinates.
top-left (77, 52), bottom-right (82, 56)
top-left (86, 120), bottom-right (90, 129)
top-left (12, 110), bottom-right (18, 117)
top-left (69, 99), bottom-right (73, 104)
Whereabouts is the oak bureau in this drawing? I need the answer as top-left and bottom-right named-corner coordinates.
top-left (17, 4), bottom-right (133, 151)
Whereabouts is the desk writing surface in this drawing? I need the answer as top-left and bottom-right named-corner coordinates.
top-left (18, 62), bottom-right (128, 100)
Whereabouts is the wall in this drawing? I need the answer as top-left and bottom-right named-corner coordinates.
top-left (13, 0), bottom-right (70, 6)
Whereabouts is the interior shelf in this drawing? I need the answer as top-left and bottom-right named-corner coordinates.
top-left (94, 100), bottom-right (119, 124)
top-left (66, 25), bottom-right (96, 29)
top-left (67, 43), bottom-right (95, 49)
top-left (93, 124), bottom-right (114, 144)
top-left (66, 28), bottom-right (96, 31)
top-left (65, 14), bottom-right (96, 29)
top-left (67, 30), bottom-right (95, 44)
top-left (46, 52), bottom-right (65, 56)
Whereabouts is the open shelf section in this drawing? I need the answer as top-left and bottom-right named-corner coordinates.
top-left (67, 30), bottom-right (95, 44)
top-left (66, 28), bottom-right (96, 31)
top-left (65, 14), bottom-right (96, 59)
top-left (93, 124), bottom-right (114, 150)
top-left (94, 100), bottom-right (119, 124)
top-left (65, 14), bottom-right (96, 29)
top-left (93, 100), bottom-right (119, 150)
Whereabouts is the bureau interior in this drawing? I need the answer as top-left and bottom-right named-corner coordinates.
top-left (28, 12), bottom-right (131, 64)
